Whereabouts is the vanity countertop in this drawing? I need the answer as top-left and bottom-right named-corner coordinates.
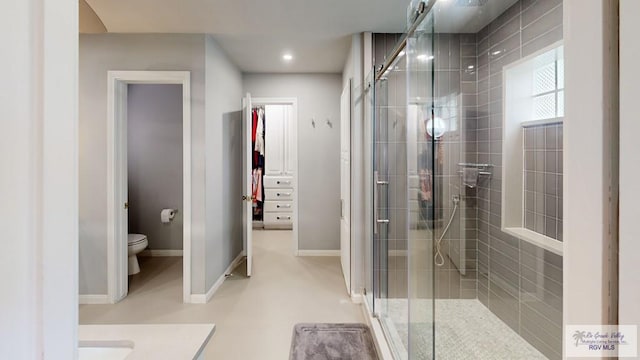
top-left (79, 323), bottom-right (215, 360)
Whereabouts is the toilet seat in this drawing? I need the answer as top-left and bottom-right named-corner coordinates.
top-left (128, 234), bottom-right (147, 246)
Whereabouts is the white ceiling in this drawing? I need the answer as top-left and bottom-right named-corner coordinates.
top-left (83, 0), bottom-right (520, 73)
top-left (85, 0), bottom-right (411, 73)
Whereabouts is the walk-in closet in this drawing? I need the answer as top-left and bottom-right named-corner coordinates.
top-left (250, 101), bottom-right (297, 230)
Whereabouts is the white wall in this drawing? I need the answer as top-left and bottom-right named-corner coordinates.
top-left (619, 0), bottom-right (640, 330)
top-left (79, 34), bottom-right (243, 297)
top-left (0, 0), bottom-right (78, 357)
top-left (243, 73), bottom-right (342, 250)
top-left (341, 33), bottom-right (372, 296)
top-left (563, 0), bottom-right (619, 352)
top-left (205, 36), bottom-right (244, 291)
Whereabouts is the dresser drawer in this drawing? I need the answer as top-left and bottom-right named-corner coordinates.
top-left (264, 200), bottom-right (293, 213)
top-left (263, 176), bottom-right (293, 188)
top-left (265, 188), bottom-right (294, 200)
top-left (264, 213), bottom-right (293, 229)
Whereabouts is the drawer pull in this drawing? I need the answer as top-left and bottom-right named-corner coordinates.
top-left (277, 193), bottom-right (292, 197)
top-left (277, 204), bottom-right (291, 209)
top-left (277, 180), bottom-right (291, 185)
top-left (277, 216), bottom-right (292, 220)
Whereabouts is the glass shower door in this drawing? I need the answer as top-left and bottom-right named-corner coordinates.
top-left (406, 9), bottom-right (436, 360)
top-left (371, 3), bottom-right (436, 359)
top-left (373, 52), bottom-right (411, 359)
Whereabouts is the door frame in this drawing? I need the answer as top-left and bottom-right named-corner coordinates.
top-left (106, 71), bottom-right (192, 303)
top-left (250, 97), bottom-right (299, 254)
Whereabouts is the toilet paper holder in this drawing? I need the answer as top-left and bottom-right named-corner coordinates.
top-left (161, 208), bottom-right (178, 223)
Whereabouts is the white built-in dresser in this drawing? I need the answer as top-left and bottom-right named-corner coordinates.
top-left (263, 104), bottom-right (295, 229)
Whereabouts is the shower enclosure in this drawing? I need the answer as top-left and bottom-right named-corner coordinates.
top-left (367, 0), bottom-right (564, 359)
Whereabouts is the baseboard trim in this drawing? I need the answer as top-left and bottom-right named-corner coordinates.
top-left (139, 249), bottom-right (183, 257)
top-left (79, 294), bottom-right (110, 304)
top-left (296, 250), bottom-right (340, 257)
top-left (191, 252), bottom-right (244, 304)
top-left (361, 298), bottom-right (395, 360)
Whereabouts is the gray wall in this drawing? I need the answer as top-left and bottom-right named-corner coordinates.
top-left (473, 0), bottom-right (563, 358)
top-left (243, 73), bottom-right (342, 251)
top-left (79, 33), bottom-right (243, 296)
top-left (79, 34), bottom-right (205, 295)
top-left (204, 36), bottom-right (243, 291)
top-left (127, 84), bottom-right (184, 250)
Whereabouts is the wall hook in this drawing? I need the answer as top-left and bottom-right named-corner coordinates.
top-left (311, 117), bottom-right (316, 128)
top-left (326, 118), bottom-right (333, 128)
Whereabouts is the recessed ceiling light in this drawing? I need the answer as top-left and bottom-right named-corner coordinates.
top-left (417, 54), bottom-right (434, 62)
top-left (398, 50), bottom-right (406, 57)
top-left (283, 53), bottom-right (293, 61)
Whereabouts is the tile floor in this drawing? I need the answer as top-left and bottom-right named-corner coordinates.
top-left (381, 298), bottom-right (547, 360)
top-left (79, 230), bottom-right (363, 359)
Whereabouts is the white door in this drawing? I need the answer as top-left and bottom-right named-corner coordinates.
top-left (340, 82), bottom-right (351, 294)
top-left (242, 93), bottom-right (253, 277)
top-left (264, 104), bottom-right (285, 176)
top-left (117, 81), bottom-right (129, 300)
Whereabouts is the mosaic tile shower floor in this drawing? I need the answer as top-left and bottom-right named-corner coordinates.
top-left (380, 299), bottom-right (547, 360)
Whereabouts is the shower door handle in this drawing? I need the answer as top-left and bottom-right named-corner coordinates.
top-left (374, 171), bottom-right (390, 235)
top-left (374, 171), bottom-right (378, 235)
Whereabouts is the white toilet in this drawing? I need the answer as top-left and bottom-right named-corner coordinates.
top-left (127, 234), bottom-right (148, 275)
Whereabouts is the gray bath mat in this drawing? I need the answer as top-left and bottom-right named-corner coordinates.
top-left (290, 323), bottom-right (378, 360)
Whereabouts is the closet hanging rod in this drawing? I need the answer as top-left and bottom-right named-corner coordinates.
top-left (375, 0), bottom-right (436, 82)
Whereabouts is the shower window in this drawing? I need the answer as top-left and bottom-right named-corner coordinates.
top-left (503, 44), bottom-right (564, 252)
top-left (505, 45), bottom-right (564, 126)
top-left (532, 48), bottom-right (565, 121)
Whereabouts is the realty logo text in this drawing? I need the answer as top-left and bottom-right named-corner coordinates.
top-left (566, 325), bottom-right (637, 358)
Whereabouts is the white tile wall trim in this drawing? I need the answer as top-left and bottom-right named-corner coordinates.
top-left (504, 227), bottom-right (563, 255)
top-left (139, 250), bottom-right (184, 257)
top-left (79, 295), bottom-right (111, 305)
top-left (297, 250), bottom-right (340, 257)
top-left (191, 252), bottom-right (244, 304)
top-left (521, 118), bottom-right (563, 128)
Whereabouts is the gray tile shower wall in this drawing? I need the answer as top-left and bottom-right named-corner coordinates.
top-left (475, 0), bottom-right (563, 359)
top-left (524, 124), bottom-right (563, 240)
top-left (434, 33), bottom-right (480, 300)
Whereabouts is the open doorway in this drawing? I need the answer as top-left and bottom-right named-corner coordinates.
top-left (107, 71), bottom-right (192, 303)
top-left (242, 95), bottom-right (299, 276)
